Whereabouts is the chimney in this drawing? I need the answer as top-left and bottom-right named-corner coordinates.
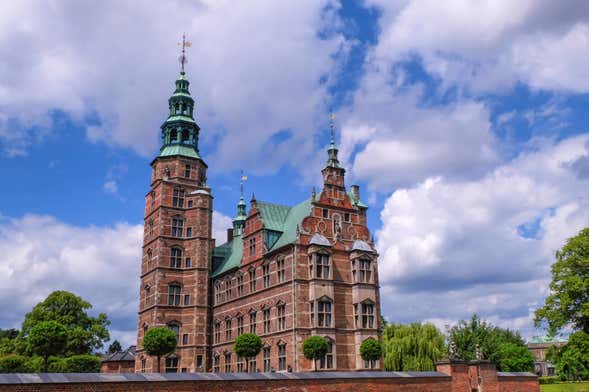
top-left (226, 228), bottom-right (234, 243)
top-left (351, 185), bottom-right (360, 203)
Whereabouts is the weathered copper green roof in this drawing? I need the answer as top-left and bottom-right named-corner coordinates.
top-left (159, 144), bottom-right (201, 159)
top-left (164, 115), bottom-right (196, 124)
top-left (212, 235), bottom-right (243, 277)
top-left (529, 335), bottom-right (567, 344)
top-left (347, 191), bottom-right (368, 209)
top-left (211, 198), bottom-right (312, 277)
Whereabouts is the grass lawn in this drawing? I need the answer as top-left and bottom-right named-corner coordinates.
top-left (541, 382), bottom-right (589, 392)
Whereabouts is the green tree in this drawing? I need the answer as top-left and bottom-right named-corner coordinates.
top-left (447, 314), bottom-right (527, 370)
top-left (535, 228), bottom-right (589, 334)
top-left (27, 321), bottom-right (68, 372)
top-left (382, 322), bottom-right (446, 371)
top-left (360, 338), bottom-right (382, 369)
top-left (108, 340), bottom-right (122, 354)
top-left (0, 328), bottom-right (19, 355)
top-left (549, 331), bottom-right (589, 381)
top-left (20, 291), bottom-right (110, 356)
top-left (494, 343), bottom-right (534, 372)
top-left (302, 335), bottom-right (328, 371)
top-left (0, 354), bottom-right (32, 373)
top-left (142, 327), bottom-right (177, 373)
top-left (233, 333), bottom-right (262, 372)
top-left (50, 354), bottom-right (102, 373)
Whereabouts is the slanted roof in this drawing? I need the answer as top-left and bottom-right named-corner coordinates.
top-left (310, 233), bottom-right (331, 247)
top-left (352, 240), bottom-right (374, 252)
top-left (211, 235), bottom-right (243, 278)
top-left (211, 199), bottom-right (312, 278)
top-left (103, 346), bottom-right (136, 363)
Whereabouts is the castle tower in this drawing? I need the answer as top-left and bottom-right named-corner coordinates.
top-left (135, 37), bottom-right (213, 373)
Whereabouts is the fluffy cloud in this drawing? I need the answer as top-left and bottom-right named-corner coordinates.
top-left (0, 210), bottom-right (232, 347)
top-left (376, 134), bottom-right (589, 335)
top-left (0, 0), bottom-right (345, 173)
top-left (367, 0), bottom-right (589, 93)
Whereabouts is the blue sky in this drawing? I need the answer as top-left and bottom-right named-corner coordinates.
top-left (1, 0), bottom-right (588, 347)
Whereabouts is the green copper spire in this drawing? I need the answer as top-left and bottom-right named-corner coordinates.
top-left (233, 171), bottom-right (248, 234)
top-left (158, 35), bottom-right (202, 160)
top-left (325, 112), bottom-right (342, 169)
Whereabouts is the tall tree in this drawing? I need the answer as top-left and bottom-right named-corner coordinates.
top-left (233, 333), bottom-right (262, 372)
top-left (551, 331), bottom-right (589, 381)
top-left (382, 322), bottom-right (446, 371)
top-left (27, 321), bottom-right (68, 372)
top-left (142, 327), bottom-right (177, 373)
top-left (108, 340), bottom-right (122, 354)
top-left (302, 336), bottom-right (328, 371)
top-left (20, 291), bottom-right (110, 355)
top-left (535, 228), bottom-right (589, 334)
top-left (448, 314), bottom-right (530, 371)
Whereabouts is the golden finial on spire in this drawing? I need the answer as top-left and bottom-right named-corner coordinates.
top-left (178, 33), bottom-right (192, 73)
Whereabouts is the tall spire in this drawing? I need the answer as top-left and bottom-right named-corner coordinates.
top-left (233, 170), bottom-right (248, 235)
top-left (158, 35), bottom-right (202, 160)
top-left (325, 111), bottom-right (342, 169)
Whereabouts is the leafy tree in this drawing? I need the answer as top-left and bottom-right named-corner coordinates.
top-left (108, 340), bottom-right (122, 354)
top-left (0, 354), bottom-right (32, 373)
top-left (0, 328), bottom-right (19, 355)
top-left (494, 343), bottom-right (534, 372)
top-left (142, 327), bottom-right (177, 373)
top-left (27, 321), bottom-right (68, 372)
top-left (20, 291), bottom-right (110, 356)
top-left (233, 333), bottom-right (262, 372)
top-left (50, 354), bottom-right (102, 373)
top-left (360, 338), bottom-right (382, 369)
top-left (535, 228), bottom-right (589, 334)
top-left (302, 335), bottom-right (328, 371)
top-left (447, 314), bottom-right (527, 370)
top-left (549, 331), bottom-right (589, 381)
top-left (382, 322), bottom-right (446, 371)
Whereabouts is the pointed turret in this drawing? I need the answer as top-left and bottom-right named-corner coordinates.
top-left (233, 196), bottom-right (247, 235)
top-left (321, 113), bottom-right (345, 188)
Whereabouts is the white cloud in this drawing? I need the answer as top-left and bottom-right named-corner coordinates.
top-left (0, 0), bottom-right (345, 174)
top-left (103, 180), bottom-right (118, 194)
top-left (212, 210), bottom-right (233, 245)
top-left (376, 134), bottom-right (589, 336)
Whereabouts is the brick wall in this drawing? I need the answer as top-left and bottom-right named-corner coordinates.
top-left (0, 368), bottom-right (539, 392)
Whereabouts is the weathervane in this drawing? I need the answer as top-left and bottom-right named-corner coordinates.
top-left (329, 111), bottom-right (336, 143)
top-left (178, 33), bottom-right (192, 72)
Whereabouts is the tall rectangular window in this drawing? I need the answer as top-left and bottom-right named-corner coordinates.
top-left (165, 357), bottom-right (178, 373)
top-left (277, 258), bottom-right (285, 282)
top-left (173, 188), bottom-right (185, 208)
top-left (263, 347), bottom-right (271, 372)
top-left (263, 308), bottom-right (271, 334)
top-left (182, 333), bottom-right (189, 345)
top-left (168, 284), bottom-right (181, 306)
top-left (249, 237), bottom-right (256, 256)
top-left (249, 311), bottom-right (257, 333)
top-left (277, 304), bottom-right (286, 330)
top-left (319, 341), bottom-right (333, 369)
top-left (237, 274), bottom-right (244, 296)
top-left (362, 303), bottom-right (375, 328)
top-left (214, 321), bottom-right (221, 344)
top-left (237, 315), bottom-right (244, 336)
top-left (186, 227), bottom-right (192, 237)
top-left (249, 268), bottom-right (256, 292)
top-left (226, 319), bottom-right (232, 341)
top-left (184, 294), bottom-right (190, 305)
top-left (213, 355), bottom-right (220, 372)
top-left (170, 248), bottom-right (182, 268)
top-left (316, 254), bottom-right (330, 279)
top-left (185, 257), bottom-right (191, 268)
top-left (249, 358), bottom-right (256, 373)
top-left (262, 264), bottom-right (270, 288)
top-left (317, 300), bottom-right (332, 327)
top-left (237, 357), bottom-right (244, 372)
top-left (184, 164), bottom-right (191, 178)
top-left (224, 352), bottom-right (232, 373)
top-left (171, 217), bottom-right (184, 237)
top-left (278, 344), bottom-right (287, 371)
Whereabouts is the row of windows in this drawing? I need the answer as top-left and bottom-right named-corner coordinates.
top-left (321, 208), bottom-right (352, 223)
top-left (214, 303), bottom-right (287, 343)
top-left (214, 258), bottom-right (287, 304)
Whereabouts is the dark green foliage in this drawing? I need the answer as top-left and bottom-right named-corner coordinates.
top-left (535, 228), bottom-right (589, 335)
top-left (382, 322), bottom-right (446, 371)
top-left (360, 338), bottom-right (382, 368)
top-left (302, 336), bottom-right (328, 371)
top-left (0, 355), bottom-right (32, 373)
top-left (20, 291), bottom-right (110, 356)
top-left (549, 331), bottom-right (589, 381)
top-left (49, 355), bottom-right (101, 373)
top-left (27, 321), bottom-right (68, 372)
top-left (447, 314), bottom-right (529, 371)
top-left (233, 333), bottom-right (262, 372)
top-left (142, 327), bottom-right (177, 373)
top-left (0, 329), bottom-right (19, 356)
top-left (108, 340), bottom-right (122, 354)
top-left (494, 343), bottom-right (535, 372)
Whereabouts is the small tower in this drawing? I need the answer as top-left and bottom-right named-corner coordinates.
top-left (136, 35), bottom-right (213, 374)
top-left (321, 113), bottom-right (346, 189)
top-left (233, 196), bottom-right (247, 235)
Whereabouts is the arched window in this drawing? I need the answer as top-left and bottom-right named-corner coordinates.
top-left (170, 129), bottom-right (178, 143)
top-left (170, 247), bottom-right (182, 268)
top-left (144, 285), bottom-right (151, 305)
top-left (263, 344), bottom-right (271, 372)
top-left (225, 317), bottom-right (232, 341)
top-left (276, 301), bottom-right (286, 331)
top-left (213, 352), bottom-right (220, 372)
top-left (168, 283), bottom-right (181, 305)
top-left (175, 103), bottom-right (180, 114)
top-left (214, 321), bottom-right (221, 344)
top-left (167, 322), bottom-right (180, 338)
top-left (146, 248), bottom-right (153, 270)
top-left (142, 323), bottom-right (148, 335)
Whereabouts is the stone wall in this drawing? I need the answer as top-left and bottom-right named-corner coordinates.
top-left (0, 368), bottom-right (539, 392)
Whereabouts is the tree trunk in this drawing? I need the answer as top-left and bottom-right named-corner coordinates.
top-left (157, 355), bottom-right (161, 373)
top-left (43, 354), bottom-right (48, 372)
top-left (245, 357), bottom-right (249, 373)
top-left (314, 358), bottom-right (317, 371)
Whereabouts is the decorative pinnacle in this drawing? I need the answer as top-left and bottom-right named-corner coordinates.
top-left (178, 33), bottom-right (192, 73)
top-left (329, 111), bottom-right (336, 144)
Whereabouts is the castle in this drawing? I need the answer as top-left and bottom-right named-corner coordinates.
top-left (134, 55), bottom-right (382, 373)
